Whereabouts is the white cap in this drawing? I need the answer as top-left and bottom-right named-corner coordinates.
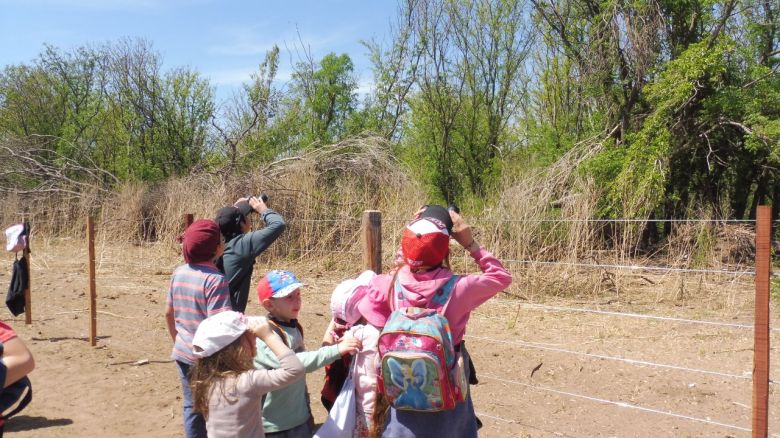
top-left (192, 311), bottom-right (249, 358)
top-left (330, 270), bottom-right (376, 326)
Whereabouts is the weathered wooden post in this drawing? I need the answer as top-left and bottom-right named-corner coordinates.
top-left (362, 210), bottom-right (382, 273)
top-left (752, 205), bottom-right (771, 438)
top-left (87, 215), bottom-right (97, 347)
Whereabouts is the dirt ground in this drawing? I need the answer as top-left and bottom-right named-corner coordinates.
top-left (0, 239), bottom-right (778, 437)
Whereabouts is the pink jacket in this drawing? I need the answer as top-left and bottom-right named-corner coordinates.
top-left (357, 246), bottom-right (512, 344)
top-left (346, 324), bottom-right (381, 424)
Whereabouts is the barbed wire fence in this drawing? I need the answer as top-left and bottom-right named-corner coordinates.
top-left (11, 206), bottom-right (777, 436)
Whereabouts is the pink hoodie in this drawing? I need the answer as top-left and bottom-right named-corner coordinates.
top-left (357, 246), bottom-right (512, 344)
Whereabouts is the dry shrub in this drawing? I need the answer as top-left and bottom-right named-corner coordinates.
top-left (0, 134), bottom-right (759, 305)
top-left (84, 136), bottom-right (423, 265)
top-left (0, 187), bottom-right (103, 238)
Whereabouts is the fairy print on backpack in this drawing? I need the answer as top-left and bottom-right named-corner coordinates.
top-left (377, 275), bottom-right (466, 412)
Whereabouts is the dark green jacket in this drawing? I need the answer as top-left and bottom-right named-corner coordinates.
top-left (221, 209), bottom-right (285, 312)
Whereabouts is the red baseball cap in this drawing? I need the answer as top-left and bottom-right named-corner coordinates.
top-left (401, 218), bottom-right (450, 267)
top-left (257, 270), bottom-right (305, 302)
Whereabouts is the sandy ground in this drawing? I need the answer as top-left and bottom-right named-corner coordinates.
top-left (0, 239), bottom-right (778, 437)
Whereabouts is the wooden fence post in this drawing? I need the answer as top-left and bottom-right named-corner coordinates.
top-left (87, 216), bottom-right (97, 347)
top-left (753, 205), bottom-right (771, 438)
top-left (184, 213), bottom-right (193, 230)
top-left (23, 221), bottom-right (31, 325)
top-left (362, 210), bottom-right (382, 273)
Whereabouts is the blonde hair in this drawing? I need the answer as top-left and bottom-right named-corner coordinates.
top-left (190, 334), bottom-right (254, 418)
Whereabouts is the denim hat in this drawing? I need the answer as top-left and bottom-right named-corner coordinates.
top-left (257, 270), bottom-right (305, 302)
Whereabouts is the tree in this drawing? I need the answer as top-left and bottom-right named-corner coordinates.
top-left (292, 52), bottom-right (358, 145)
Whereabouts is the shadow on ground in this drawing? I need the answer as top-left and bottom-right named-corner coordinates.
top-left (5, 415), bottom-right (73, 432)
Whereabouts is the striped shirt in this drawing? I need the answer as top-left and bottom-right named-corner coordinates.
top-left (166, 262), bottom-right (231, 364)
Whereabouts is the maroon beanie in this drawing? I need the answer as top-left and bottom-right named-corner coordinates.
top-left (182, 219), bottom-right (222, 264)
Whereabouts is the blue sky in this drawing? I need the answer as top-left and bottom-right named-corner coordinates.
top-left (0, 0), bottom-right (398, 102)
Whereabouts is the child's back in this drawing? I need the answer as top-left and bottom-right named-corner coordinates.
top-left (205, 362), bottom-right (301, 437)
top-left (358, 208), bottom-right (512, 438)
top-left (190, 312), bottom-right (305, 438)
top-left (345, 323), bottom-right (380, 437)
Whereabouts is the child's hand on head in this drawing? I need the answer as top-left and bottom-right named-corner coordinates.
top-left (337, 335), bottom-right (362, 356)
top-left (247, 316), bottom-right (273, 340)
top-left (449, 210), bottom-right (476, 250)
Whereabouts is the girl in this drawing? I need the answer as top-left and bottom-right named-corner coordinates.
top-left (322, 270), bottom-right (380, 437)
top-left (357, 205), bottom-right (512, 438)
top-left (190, 311), bottom-right (304, 438)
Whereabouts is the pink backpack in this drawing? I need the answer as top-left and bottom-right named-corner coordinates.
top-left (376, 275), bottom-right (467, 412)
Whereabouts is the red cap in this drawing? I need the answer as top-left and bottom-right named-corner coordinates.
top-left (401, 218), bottom-right (450, 268)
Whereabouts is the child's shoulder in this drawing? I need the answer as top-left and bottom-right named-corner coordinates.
top-left (348, 323), bottom-right (380, 339)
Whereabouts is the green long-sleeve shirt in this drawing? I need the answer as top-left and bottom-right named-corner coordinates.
top-left (221, 209), bottom-right (286, 312)
top-left (253, 321), bottom-right (341, 433)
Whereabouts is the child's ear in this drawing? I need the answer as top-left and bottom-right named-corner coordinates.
top-left (261, 298), bottom-right (274, 312)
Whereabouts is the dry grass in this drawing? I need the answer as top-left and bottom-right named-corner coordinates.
top-left (0, 135), bottom-right (760, 305)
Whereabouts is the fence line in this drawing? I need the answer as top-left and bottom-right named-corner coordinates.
top-left (474, 411), bottom-right (580, 438)
top-left (383, 218), bottom-right (768, 224)
top-left (290, 248), bottom-right (362, 255)
top-left (466, 335), bottom-right (752, 381)
top-left (479, 373), bottom-right (751, 433)
top-left (287, 219), bottom-right (362, 223)
top-left (503, 259), bottom-right (766, 276)
top-left (491, 301), bottom-right (780, 332)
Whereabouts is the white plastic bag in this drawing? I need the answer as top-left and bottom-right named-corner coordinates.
top-left (314, 367), bottom-right (357, 438)
top-left (4, 224), bottom-right (26, 253)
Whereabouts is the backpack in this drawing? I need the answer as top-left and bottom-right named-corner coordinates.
top-left (376, 274), bottom-right (467, 412)
top-left (6, 256), bottom-right (28, 317)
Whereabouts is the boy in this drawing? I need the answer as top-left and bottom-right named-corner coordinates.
top-left (165, 219), bottom-right (232, 438)
top-left (215, 196), bottom-right (286, 313)
top-left (253, 270), bottom-right (361, 437)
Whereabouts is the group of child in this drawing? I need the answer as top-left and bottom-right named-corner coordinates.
top-left (166, 200), bottom-right (512, 438)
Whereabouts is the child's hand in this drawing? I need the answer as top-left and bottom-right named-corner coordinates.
top-left (248, 196), bottom-right (267, 214)
top-left (247, 316), bottom-right (273, 339)
top-left (337, 336), bottom-right (362, 356)
top-left (449, 210), bottom-right (478, 252)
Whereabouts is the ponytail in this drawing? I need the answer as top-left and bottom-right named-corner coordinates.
top-left (369, 390), bottom-right (391, 438)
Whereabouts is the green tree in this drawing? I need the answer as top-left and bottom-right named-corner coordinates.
top-left (292, 52), bottom-right (358, 145)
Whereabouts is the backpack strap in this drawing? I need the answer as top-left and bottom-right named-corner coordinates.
top-left (393, 274), bottom-right (460, 312)
top-left (437, 275), bottom-right (460, 314)
top-left (267, 318), bottom-right (305, 350)
top-left (386, 269), bottom-right (401, 312)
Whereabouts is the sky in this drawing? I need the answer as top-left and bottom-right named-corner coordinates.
top-left (0, 0), bottom-right (399, 103)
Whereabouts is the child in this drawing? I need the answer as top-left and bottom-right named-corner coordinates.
top-left (254, 270), bottom-right (362, 437)
top-left (321, 270), bottom-right (380, 437)
top-left (215, 196), bottom-right (286, 313)
top-left (358, 206), bottom-right (512, 438)
top-left (190, 311), bottom-right (305, 438)
top-left (320, 270), bottom-right (376, 412)
top-left (165, 219), bottom-right (232, 438)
